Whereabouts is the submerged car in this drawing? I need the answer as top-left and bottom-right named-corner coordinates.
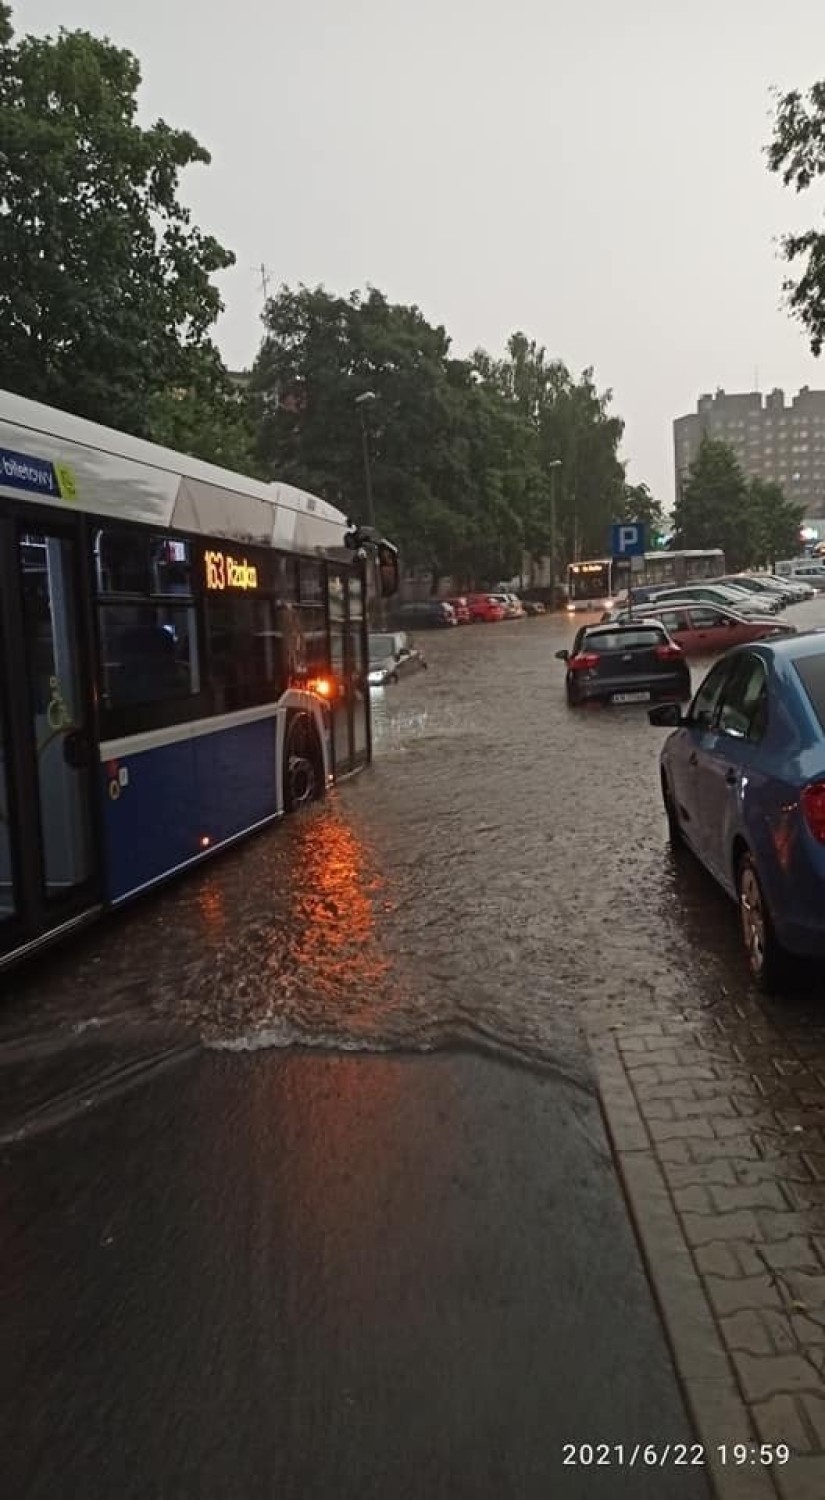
top-left (649, 632), bottom-right (825, 990)
top-left (367, 631), bottom-right (427, 687)
top-left (466, 593), bottom-right (506, 622)
top-left (556, 622), bottom-right (691, 707)
top-left (604, 601), bottom-right (794, 655)
top-left (393, 600), bottom-right (457, 628)
top-left (444, 595), bottom-right (472, 623)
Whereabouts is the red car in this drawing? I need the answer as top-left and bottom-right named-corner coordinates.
top-left (444, 595), bottom-right (472, 624)
top-left (617, 601), bottom-right (794, 655)
top-left (466, 593), bottom-right (506, 622)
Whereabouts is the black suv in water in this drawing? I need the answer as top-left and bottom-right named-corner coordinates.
top-left (556, 622), bottom-right (691, 708)
top-left (393, 600), bottom-right (457, 628)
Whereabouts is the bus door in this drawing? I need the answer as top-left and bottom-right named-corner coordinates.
top-left (0, 513), bottom-right (99, 964)
top-left (347, 570), bottom-right (370, 767)
top-left (327, 565), bottom-right (370, 775)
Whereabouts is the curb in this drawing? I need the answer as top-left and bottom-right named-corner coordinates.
top-left (593, 1031), bottom-right (781, 1500)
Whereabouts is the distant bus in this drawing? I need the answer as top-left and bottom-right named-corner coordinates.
top-left (565, 549), bottom-right (725, 612)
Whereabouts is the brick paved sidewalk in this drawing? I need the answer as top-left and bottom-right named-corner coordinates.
top-left (593, 1010), bottom-right (825, 1500)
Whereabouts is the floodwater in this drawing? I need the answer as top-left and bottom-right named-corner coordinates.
top-left (14, 601), bottom-right (823, 1499)
top-left (7, 598), bottom-right (825, 1063)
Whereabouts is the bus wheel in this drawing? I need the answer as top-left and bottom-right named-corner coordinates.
top-left (284, 713), bottom-right (324, 813)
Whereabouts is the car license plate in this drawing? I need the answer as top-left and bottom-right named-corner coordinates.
top-left (611, 690), bottom-right (651, 704)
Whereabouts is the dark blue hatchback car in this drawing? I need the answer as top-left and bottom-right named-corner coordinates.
top-left (649, 632), bottom-right (825, 990)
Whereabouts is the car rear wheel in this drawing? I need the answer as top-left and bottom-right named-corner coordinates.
top-left (661, 773), bottom-right (683, 844)
top-left (736, 852), bottom-right (791, 993)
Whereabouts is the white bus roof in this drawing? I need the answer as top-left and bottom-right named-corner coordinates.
top-left (0, 388), bottom-right (349, 555)
top-left (569, 548), bottom-right (722, 568)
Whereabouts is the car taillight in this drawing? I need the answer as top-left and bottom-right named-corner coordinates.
top-left (802, 781), bottom-right (825, 843)
top-left (568, 652), bottom-right (599, 671)
top-left (655, 643), bottom-right (682, 661)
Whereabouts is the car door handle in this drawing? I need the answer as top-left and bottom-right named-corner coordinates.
top-left (725, 767), bottom-right (738, 786)
top-left (688, 751), bottom-right (698, 766)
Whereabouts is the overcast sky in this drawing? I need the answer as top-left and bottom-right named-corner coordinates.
top-left (14, 0), bottom-right (825, 503)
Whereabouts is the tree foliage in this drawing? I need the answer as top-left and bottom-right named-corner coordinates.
top-left (0, 3), bottom-right (251, 465)
top-left (748, 478), bottom-right (805, 568)
top-left (615, 482), bottom-right (667, 541)
top-left (767, 82), bottom-right (825, 355)
top-left (673, 436), bottom-right (802, 570)
top-left (250, 288), bottom-right (632, 587)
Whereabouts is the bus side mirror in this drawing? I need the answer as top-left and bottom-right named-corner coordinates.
top-left (555, 649), bottom-right (569, 661)
top-left (377, 541), bottom-right (399, 598)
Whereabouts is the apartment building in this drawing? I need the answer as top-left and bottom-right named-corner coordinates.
top-left (673, 387), bottom-right (825, 515)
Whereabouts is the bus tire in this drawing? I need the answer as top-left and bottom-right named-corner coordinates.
top-left (283, 712), bottom-right (324, 813)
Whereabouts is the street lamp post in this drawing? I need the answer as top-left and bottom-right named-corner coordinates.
top-left (355, 391), bottom-right (377, 530)
top-left (547, 459), bottom-right (562, 605)
top-left (354, 390), bottom-right (380, 625)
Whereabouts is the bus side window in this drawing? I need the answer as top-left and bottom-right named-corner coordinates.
top-left (98, 605), bottom-right (199, 708)
top-left (205, 597), bottom-right (284, 712)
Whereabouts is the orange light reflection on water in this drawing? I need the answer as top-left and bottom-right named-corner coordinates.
top-left (196, 880), bottom-right (227, 932)
top-left (283, 809), bottom-right (393, 1013)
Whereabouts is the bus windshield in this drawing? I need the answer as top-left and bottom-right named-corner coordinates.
top-left (568, 561), bottom-right (612, 602)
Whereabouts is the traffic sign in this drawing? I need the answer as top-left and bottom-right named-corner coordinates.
top-left (611, 522), bottom-right (646, 557)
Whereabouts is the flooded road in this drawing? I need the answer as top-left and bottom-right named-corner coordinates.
top-left (6, 597), bottom-right (825, 1059)
top-left (5, 598), bottom-right (825, 1499)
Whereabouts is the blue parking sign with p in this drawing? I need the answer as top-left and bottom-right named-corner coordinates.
top-left (611, 522), bottom-right (646, 557)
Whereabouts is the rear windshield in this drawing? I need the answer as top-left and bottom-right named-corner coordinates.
top-left (793, 652), bottom-right (825, 731)
top-left (369, 634), bottom-right (397, 658)
top-left (585, 627), bottom-right (665, 651)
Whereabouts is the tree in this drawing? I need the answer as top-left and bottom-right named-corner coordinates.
top-left (747, 478), bottom-right (804, 568)
top-left (248, 284), bottom-right (636, 589)
top-left (249, 284), bottom-right (539, 587)
top-left (614, 482), bottom-right (666, 543)
top-left (472, 336), bottom-right (628, 566)
top-left (672, 436), bottom-right (752, 569)
top-left (767, 82), bottom-right (825, 354)
top-left (0, 4), bottom-right (248, 463)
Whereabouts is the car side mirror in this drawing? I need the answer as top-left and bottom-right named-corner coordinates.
top-left (555, 649), bottom-right (569, 661)
top-left (648, 703), bottom-right (683, 727)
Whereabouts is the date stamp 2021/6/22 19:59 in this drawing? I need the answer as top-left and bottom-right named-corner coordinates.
top-left (561, 1441), bottom-right (791, 1469)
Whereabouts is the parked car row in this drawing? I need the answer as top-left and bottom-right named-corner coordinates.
top-left (390, 592), bottom-right (545, 629)
top-left (594, 570), bottom-right (822, 658)
top-left (558, 568), bottom-right (817, 710)
top-left (612, 572), bottom-right (814, 619)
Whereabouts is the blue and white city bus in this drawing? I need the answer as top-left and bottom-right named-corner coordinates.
top-left (565, 549), bottom-right (725, 612)
top-left (0, 390), bottom-right (399, 970)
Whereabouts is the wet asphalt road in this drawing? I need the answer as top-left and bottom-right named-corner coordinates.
top-left (6, 597), bottom-right (825, 1499)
